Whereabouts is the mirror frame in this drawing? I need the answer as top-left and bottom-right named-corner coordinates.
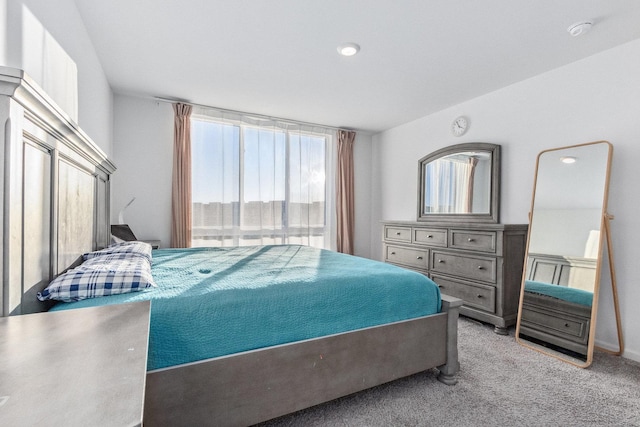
top-left (515, 140), bottom-right (613, 368)
top-left (417, 142), bottom-right (500, 223)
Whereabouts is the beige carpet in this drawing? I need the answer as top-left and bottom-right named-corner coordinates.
top-left (257, 317), bottom-right (640, 426)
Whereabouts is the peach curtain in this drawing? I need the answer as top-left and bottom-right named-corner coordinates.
top-left (465, 156), bottom-right (479, 213)
top-left (171, 103), bottom-right (193, 248)
top-left (336, 130), bottom-right (356, 254)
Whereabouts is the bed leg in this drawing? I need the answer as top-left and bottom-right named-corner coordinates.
top-left (437, 294), bottom-right (462, 385)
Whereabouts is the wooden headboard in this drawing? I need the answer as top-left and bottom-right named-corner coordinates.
top-left (526, 252), bottom-right (596, 291)
top-left (0, 67), bottom-right (115, 316)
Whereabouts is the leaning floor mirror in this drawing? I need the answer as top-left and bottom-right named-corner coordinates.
top-left (515, 141), bottom-right (623, 367)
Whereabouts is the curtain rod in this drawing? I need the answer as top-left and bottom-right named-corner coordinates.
top-left (153, 96), bottom-right (353, 133)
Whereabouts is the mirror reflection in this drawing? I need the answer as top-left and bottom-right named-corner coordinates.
top-left (422, 151), bottom-right (491, 214)
top-left (418, 143), bottom-right (500, 223)
top-left (517, 141), bottom-right (612, 366)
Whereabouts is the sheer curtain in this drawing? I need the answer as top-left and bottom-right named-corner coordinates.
top-left (425, 158), bottom-right (473, 213)
top-left (191, 107), bottom-right (336, 250)
top-left (171, 103), bottom-right (193, 248)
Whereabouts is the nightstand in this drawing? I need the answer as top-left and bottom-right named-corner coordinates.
top-left (0, 301), bottom-right (150, 426)
top-left (142, 240), bottom-right (161, 249)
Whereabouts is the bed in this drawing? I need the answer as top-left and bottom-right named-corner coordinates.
top-left (519, 254), bottom-right (596, 356)
top-left (48, 245), bottom-right (443, 370)
top-left (0, 67), bottom-right (461, 426)
top-left (45, 243), bottom-right (460, 425)
top-left (520, 280), bottom-right (592, 356)
top-left (524, 280), bottom-right (593, 307)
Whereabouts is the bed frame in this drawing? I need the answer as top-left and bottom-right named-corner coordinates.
top-left (0, 67), bottom-right (461, 426)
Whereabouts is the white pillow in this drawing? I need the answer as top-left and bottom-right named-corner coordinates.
top-left (83, 241), bottom-right (153, 263)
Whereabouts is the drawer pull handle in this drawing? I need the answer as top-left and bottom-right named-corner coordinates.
top-left (477, 266), bottom-right (484, 270)
top-left (438, 259), bottom-right (444, 263)
top-left (427, 235), bottom-right (433, 238)
top-left (438, 285), bottom-right (444, 289)
top-left (565, 323), bottom-right (570, 327)
top-left (477, 295), bottom-right (484, 299)
top-left (468, 238), bottom-right (475, 242)
top-left (416, 256), bottom-right (423, 260)
top-left (390, 251), bottom-right (396, 255)
top-left (396, 232), bottom-right (401, 235)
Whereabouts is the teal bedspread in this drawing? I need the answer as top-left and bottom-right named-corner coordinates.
top-left (51, 245), bottom-right (441, 371)
top-left (525, 280), bottom-right (593, 307)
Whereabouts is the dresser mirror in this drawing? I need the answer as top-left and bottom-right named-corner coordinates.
top-left (516, 141), bottom-right (620, 367)
top-left (417, 143), bottom-right (500, 223)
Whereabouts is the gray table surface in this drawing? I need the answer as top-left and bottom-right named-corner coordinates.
top-left (0, 301), bottom-right (150, 426)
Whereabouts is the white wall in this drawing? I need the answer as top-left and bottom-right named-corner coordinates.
top-left (112, 96), bottom-right (174, 245)
top-left (529, 209), bottom-right (602, 257)
top-left (371, 38), bottom-right (640, 361)
top-left (1, 0), bottom-right (112, 154)
top-left (0, 0), bottom-right (8, 65)
top-left (353, 132), bottom-right (373, 258)
top-left (111, 95), bottom-right (374, 256)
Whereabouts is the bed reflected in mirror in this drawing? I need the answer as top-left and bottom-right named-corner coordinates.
top-left (516, 141), bottom-right (613, 367)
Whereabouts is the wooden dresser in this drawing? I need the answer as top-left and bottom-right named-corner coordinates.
top-left (519, 292), bottom-right (591, 355)
top-left (382, 221), bottom-right (528, 334)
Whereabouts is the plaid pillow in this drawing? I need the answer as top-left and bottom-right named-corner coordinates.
top-left (83, 241), bottom-right (153, 263)
top-left (37, 256), bottom-right (157, 302)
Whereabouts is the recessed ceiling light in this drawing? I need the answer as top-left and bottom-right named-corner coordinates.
top-left (567, 21), bottom-right (593, 37)
top-left (337, 43), bottom-right (360, 57)
top-left (561, 156), bottom-right (577, 164)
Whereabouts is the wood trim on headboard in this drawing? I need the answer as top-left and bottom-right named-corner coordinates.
top-left (0, 67), bottom-right (116, 316)
top-left (526, 252), bottom-right (597, 290)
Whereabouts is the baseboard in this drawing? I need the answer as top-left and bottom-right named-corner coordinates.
top-left (595, 339), bottom-right (640, 363)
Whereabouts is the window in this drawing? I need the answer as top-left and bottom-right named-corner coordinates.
top-left (191, 110), bottom-right (335, 249)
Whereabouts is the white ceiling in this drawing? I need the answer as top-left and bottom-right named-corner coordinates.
top-left (74, 0), bottom-right (640, 133)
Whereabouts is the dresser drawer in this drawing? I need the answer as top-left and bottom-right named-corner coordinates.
top-left (432, 275), bottom-right (496, 313)
top-left (385, 245), bottom-right (428, 269)
top-left (431, 251), bottom-right (497, 283)
top-left (450, 230), bottom-right (497, 253)
top-left (384, 226), bottom-right (412, 243)
top-left (520, 304), bottom-right (589, 343)
top-left (413, 228), bottom-right (447, 247)
top-left (381, 220), bottom-right (528, 334)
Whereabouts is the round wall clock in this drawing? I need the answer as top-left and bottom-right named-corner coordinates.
top-left (451, 116), bottom-right (468, 137)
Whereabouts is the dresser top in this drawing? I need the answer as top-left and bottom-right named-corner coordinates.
top-left (0, 301), bottom-right (150, 426)
top-left (381, 220), bottom-right (528, 231)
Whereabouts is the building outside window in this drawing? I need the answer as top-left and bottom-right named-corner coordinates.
top-left (191, 110), bottom-right (335, 249)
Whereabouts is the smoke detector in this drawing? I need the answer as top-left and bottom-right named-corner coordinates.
top-left (567, 21), bottom-right (593, 37)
